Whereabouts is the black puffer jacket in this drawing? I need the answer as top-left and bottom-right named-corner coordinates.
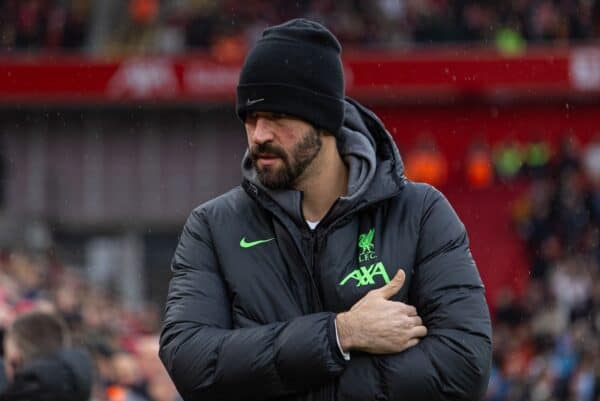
top-left (159, 98), bottom-right (492, 401)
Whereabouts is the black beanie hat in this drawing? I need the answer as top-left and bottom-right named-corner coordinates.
top-left (236, 18), bottom-right (345, 135)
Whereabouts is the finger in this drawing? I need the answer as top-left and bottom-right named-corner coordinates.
top-left (399, 303), bottom-right (418, 316)
top-left (411, 325), bottom-right (428, 338)
top-left (376, 269), bottom-right (406, 299)
top-left (410, 316), bottom-right (423, 327)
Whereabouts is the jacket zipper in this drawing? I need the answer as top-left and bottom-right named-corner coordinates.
top-left (298, 192), bottom-right (326, 313)
top-left (307, 231), bottom-right (327, 401)
top-left (306, 231), bottom-right (323, 312)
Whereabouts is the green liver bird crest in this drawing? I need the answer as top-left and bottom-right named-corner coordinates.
top-left (358, 228), bottom-right (375, 254)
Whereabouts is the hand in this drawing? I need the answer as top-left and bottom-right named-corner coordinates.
top-left (336, 269), bottom-right (427, 354)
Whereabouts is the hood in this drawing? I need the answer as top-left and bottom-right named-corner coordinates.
top-left (0, 348), bottom-right (93, 401)
top-left (242, 97), bottom-right (405, 228)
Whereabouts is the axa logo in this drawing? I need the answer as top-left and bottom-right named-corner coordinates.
top-left (340, 228), bottom-right (390, 287)
top-left (340, 262), bottom-right (390, 287)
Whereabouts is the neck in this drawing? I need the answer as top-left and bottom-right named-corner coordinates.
top-left (296, 136), bottom-right (348, 222)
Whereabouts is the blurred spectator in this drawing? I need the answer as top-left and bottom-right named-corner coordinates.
top-left (135, 337), bottom-right (178, 401)
top-left (465, 139), bottom-right (494, 189)
top-left (109, 0), bottom-right (161, 55)
top-left (527, 0), bottom-right (563, 42)
top-left (404, 134), bottom-right (448, 187)
top-left (2, 310), bottom-right (67, 382)
top-left (184, 0), bottom-right (219, 49)
top-left (554, 170), bottom-right (589, 251)
top-left (0, 310), bottom-right (93, 401)
top-left (495, 26), bottom-right (526, 55)
top-left (550, 258), bottom-right (592, 313)
top-left (107, 351), bottom-right (149, 401)
top-left (583, 134), bottom-right (600, 185)
top-left (554, 135), bottom-right (581, 175)
top-left (62, 0), bottom-right (91, 49)
top-left (14, 0), bottom-right (47, 49)
top-left (493, 139), bottom-right (524, 181)
top-left (129, 0), bottom-right (159, 25)
top-left (0, 0), bottom-right (90, 52)
top-left (524, 137), bottom-right (552, 178)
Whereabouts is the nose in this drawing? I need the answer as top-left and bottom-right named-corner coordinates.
top-left (249, 116), bottom-right (275, 145)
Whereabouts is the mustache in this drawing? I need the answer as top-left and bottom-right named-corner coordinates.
top-left (249, 143), bottom-right (287, 162)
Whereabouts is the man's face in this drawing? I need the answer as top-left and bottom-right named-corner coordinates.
top-left (245, 112), bottom-right (322, 189)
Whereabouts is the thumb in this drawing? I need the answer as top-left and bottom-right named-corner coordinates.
top-left (376, 269), bottom-right (406, 299)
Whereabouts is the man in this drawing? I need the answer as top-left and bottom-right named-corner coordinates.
top-left (1, 310), bottom-right (93, 401)
top-left (159, 18), bottom-right (492, 401)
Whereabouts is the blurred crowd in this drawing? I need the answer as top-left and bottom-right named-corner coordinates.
top-left (487, 136), bottom-right (600, 401)
top-left (0, 0), bottom-right (90, 51)
top-left (2, 0), bottom-right (600, 55)
top-left (0, 251), bottom-right (180, 401)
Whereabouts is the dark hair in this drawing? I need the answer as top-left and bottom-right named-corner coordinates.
top-left (6, 311), bottom-right (70, 364)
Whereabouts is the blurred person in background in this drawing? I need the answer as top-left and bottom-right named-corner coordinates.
top-left (583, 133), bottom-right (600, 183)
top-left (183, 0), bottom-right (219, 49)
top-left (106, 351), bottom-right (149, 401)
top-left (465, 139), bottom-right (494, 189)
top-left (554, 135), bottom-right (581, 176)
top-left (160, 18), bottom-right (491, 401)
top-left (404, 133), bottom-right (448, 188)
top-left (135, 337), bottom-right (179, 401)
top-left (0, 310), bottom-right (93, 401)
top-left (493, 138), bottom-right (524, 181)
top-left (524, 136), bottom-right (552, 179)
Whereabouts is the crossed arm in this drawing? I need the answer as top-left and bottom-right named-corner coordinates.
top-left (335, 188), bottom-right (492, 401)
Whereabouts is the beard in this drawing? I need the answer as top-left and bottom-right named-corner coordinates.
top-left (250, 127), bottom-right (322, 189)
